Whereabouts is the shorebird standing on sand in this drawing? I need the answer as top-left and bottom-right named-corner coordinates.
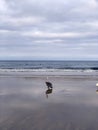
top-left (45, 81), bottom-right (53, 98)
top-left (96, 83), bottom-right (98, 93)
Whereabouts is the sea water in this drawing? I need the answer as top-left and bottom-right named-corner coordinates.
top-left (0, 60), bottom-right (98, 72)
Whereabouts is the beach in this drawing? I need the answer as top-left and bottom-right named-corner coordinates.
top-left (0, 71), bottom-right (98, 130)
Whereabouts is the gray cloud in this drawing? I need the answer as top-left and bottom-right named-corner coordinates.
top-left (0, 0), bottom-right (98, 60)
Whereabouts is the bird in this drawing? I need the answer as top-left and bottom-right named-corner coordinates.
top-left (45, 81), bottom-right (53, 98)
top-left (96, 83), bottom-right (98, 93)
top-left (96, 83), bottom-right (98, 87)
top-left (45, 81), bottom-right (53, 89)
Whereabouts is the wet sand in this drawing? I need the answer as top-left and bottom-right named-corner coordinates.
top-left (0, 72), bottom-right (98, 130)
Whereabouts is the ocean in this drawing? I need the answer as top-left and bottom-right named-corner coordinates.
top-left (0, 60), bottom-right (98, 72)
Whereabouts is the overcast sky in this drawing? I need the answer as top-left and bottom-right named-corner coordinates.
top-left (0, 0), bottom-right (98, 60)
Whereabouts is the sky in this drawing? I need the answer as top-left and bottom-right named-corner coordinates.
top-left (0, 0), bottom-right (98, 60)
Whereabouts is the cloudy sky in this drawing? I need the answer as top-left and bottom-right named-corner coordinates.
top-left (0, 0), bottom-right (98, 60)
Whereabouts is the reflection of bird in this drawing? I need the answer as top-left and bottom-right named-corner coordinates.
top-left (46, 88), bottom-right (53, 98)
top-left (45, 82), bottom-right (53, 98)
top-left (96, 90), bottom-right (98, 93)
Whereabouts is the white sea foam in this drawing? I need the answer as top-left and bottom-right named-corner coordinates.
top-left (0, 68), bottom-right (96, 73)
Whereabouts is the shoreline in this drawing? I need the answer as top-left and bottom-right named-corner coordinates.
top-left (0, 70), bottom-right (98, 77)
